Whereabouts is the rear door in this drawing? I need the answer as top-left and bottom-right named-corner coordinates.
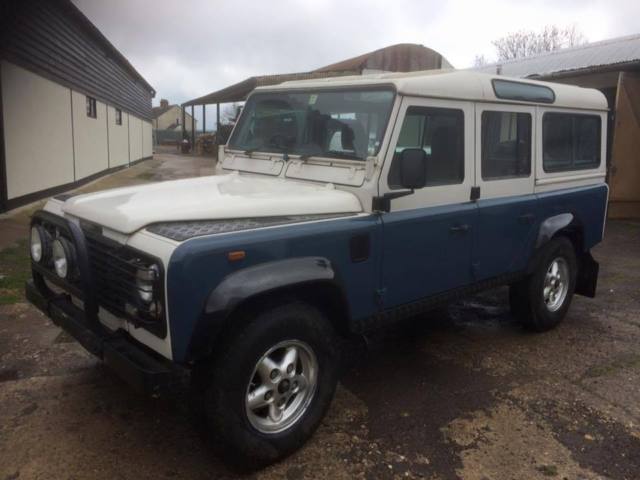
top-left (473, 103), bottom-right (538, 280)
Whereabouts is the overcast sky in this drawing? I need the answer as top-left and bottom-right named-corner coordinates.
top-left (74, 0), bottom-right (639, 127)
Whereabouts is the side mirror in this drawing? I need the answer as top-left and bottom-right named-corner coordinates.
top-left (372, 148), bottom-right (428, 213)
top-left (398, 148), bottom-right (427, 190)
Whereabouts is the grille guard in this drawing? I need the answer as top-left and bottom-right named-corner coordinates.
top-left (30, 211), bottom-right (167, 339)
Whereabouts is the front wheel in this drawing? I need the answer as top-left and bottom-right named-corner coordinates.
top-left (510, 237), bottom-right (577, 332)
top-left (196, 302), bottom-right (339, 468)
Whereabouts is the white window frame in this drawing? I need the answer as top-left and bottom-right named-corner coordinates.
top-left (475, 102), bottom-right (535, 199)
top-left (378, 96), bottom-right (475, 211)
top-left (535, 107), bottom-right (607, 190)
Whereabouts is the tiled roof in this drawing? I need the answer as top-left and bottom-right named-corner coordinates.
top-left (151, 104), bottom-right (176, 118)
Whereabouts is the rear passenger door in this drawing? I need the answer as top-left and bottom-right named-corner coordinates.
top-left (473, 104), bottom-right (538, 280)
top-left (378, 98), bottom-right (477, 308)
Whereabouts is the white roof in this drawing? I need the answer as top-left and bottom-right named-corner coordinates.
top-left (473, 33), bottom-right (640, 78)
top-left (255, 70), bottom-right (607, 111)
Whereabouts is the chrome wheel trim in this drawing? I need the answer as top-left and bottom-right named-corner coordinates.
top-left (543, 257), bottom-right (569, 312)
top-left (245, 340), bottom-right (318, 434)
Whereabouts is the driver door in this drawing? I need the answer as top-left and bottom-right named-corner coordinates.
top-left (378, 97), bottom-right (477, 309)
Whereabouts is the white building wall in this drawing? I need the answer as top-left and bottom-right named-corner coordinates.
top-left (1, 60), bottom-right (75, 199)
top-left (1, 60), bottom-right (154, 208)
top-left (71, 90), bottom-right (109, 179)
top-left (142, 120), bottom-right (152, 158)
top-left (154, 105), bottom-right (196, 131)
top-left (107, 105), bottom-right (129, 167)
top-left (128, 114), bottom-right (143, 161)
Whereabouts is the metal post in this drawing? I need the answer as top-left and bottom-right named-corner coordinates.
top-left (181, 106), bottom-right (186, 139)
top-left (216, 103), bottom-right (221, 144)
top-left (191, 105), bottom-right (195, 149)
top-left (202, 104), bottom-right (206, 135)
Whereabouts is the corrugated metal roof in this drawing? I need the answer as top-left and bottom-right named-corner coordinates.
top-left (315, 43), bottom-right (452, 73)
top-left (474, 34), bottom-right (640, 78)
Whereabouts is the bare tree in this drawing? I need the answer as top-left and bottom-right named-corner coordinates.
top-left (492, 25), bottom-right (587, 62)
top-left (221, 102), bottom-right (242, 125)
top-left (473, 54), bottom-right (489, 67)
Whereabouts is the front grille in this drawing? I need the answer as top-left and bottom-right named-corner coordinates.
top-left (84, 231), bottom-right (166, 338)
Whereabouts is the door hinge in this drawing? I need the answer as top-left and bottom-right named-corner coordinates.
top-left (470, 186), bottom-right (481, 201)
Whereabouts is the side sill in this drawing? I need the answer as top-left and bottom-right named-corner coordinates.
top-left (352, 271), bottom-right (525, 333)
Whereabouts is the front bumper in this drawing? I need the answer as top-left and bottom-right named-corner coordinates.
top-left (26, 279), bottom-right (183, 395)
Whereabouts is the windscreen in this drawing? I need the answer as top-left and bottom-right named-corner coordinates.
top-left (228, 89), bottom-right (395, 161)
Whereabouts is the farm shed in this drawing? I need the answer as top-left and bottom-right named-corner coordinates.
top-left (0, 0), bottom-right (155, 212)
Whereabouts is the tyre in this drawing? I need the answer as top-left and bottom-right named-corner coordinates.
top-left (196, 301), bottom-right (339, 468)
top-left (509, 237), bottom-right (577, 332)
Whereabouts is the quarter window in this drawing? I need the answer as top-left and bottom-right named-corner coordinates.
top-left (481, 111), bottom-right (531, 180)
top-left (86, 96), bottom-right (97, 118)
top-left (543, 113), bottom-right (601, 172)
top-left (388, 106), bottom-right (464, 189)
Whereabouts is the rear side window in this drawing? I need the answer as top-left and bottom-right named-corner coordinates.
top-left (388, 106), bottom-right (464, 189)
top-left (481, 111), bottom-right (531, 180)
top-left (543, 113), bottom-right (601, 172)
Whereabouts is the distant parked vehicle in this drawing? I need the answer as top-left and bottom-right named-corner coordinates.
top-left (26, 71), bottom-right (607, 467)
top-left (180, 137), bottom-right (191, 153)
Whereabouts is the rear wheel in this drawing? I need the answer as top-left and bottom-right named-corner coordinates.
top-left (510, 237), bottom-right (577, 332)
top-left (195, 301), bottom-right (339, 468)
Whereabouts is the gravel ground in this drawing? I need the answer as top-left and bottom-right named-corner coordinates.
top-left (1, 152), bottom-right (639, 480)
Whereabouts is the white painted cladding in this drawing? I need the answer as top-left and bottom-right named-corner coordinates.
top-left (107, 105), bottom-right (129, 167)
top-left (142, 120), bottom-right (153, 158)
top-left (1, 60), bottom-right (75, 199)
top-left (1, 60), bottom-right (153, 203)
top-left (128, 114), bottom-right (143, 162)
top-left (72, 90), bottom-right (109, 179)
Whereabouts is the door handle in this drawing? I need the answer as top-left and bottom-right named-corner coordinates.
top-left (449, 224), bottom-right (470, 234)
top-left (518, 213), bottom-right (535, 224)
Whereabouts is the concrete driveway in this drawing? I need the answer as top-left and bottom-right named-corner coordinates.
top-left (1, 152), bottom-right (639, 479)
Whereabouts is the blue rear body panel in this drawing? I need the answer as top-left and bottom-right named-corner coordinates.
top-left (166, 183), bottom-right (608, 363)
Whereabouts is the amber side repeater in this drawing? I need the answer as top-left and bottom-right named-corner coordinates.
top-left (227, 250), bottom-right (246, 262)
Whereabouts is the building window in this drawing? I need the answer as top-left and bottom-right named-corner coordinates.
top-left (481, 111), bottom-right (531, 180)
top-left (388, 106), bottom-right (465, 189)
top-left (543, 113), bottom-right (601, 172)
top-left (177, 117), bottom-right (180, 126)
top-left (115, 108), bottom-right (122, 125)
top-left (86, 96), bottom-right (97, 118)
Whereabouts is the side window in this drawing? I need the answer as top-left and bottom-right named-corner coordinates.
top-left (543, 113), bottom-right (601, 172)
top-left (388, 106), bottom-right (464, 189)
top-left (481, 111), bottom-right (531, 180)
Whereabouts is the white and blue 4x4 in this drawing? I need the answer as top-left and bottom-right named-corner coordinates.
top-left (26, 71), bottom-right (608, 467)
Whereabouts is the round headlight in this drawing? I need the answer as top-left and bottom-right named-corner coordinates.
top-left (52, 238), bottom-right (74, 279)
top-left (30, 226), bottom-right (44, 263)
top-left (30, 225), bottom-right (50, 263)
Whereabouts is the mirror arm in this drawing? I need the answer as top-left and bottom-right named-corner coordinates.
top-left (372, 189), bottom-right (414, 213)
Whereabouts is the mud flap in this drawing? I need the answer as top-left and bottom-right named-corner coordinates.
top-left (576, 252), bottom-right (599, 298)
